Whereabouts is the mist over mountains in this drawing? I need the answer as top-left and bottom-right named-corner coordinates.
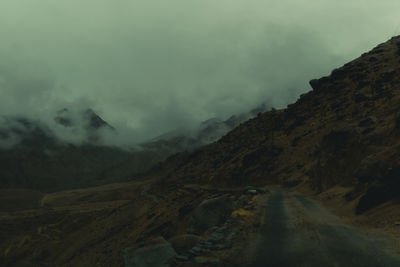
top-left (1, 0), bottom-right (399, 147)
top-left (0, 102), bottom-right (269, 150)
top-left (0, 103), bottom-right (269, 192)
top-left (0, 108), bottom-right (115, 149)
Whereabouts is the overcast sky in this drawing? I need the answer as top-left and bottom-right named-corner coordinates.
top-left (0, 0), bottom-right (399, 144)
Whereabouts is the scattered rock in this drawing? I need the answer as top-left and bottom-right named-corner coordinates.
top-left (368, 56), bottom-right (378, 62)
top-left (354, 157), bottom-right (386, 183)
top-left (321, 125), bottom-right (362, 152)
top-left (232, 208), bottom-right (253, 218)
top-left (198, 240), bottom-right (213, 248)
top-left (283, 178), bottom-right (302, 187)
top-left (169, 234), bottom-right (203, 254)
top-left (378, 70), bottom-right (396, 83)
top-left (246, 189), bottom-right (258, 195)
top-left (331, 68), bottom-right (348, 80)
top-left (309, 77), bottom-right (330, 91)
top-left (242, 147), bottom-right (268, 168)
top-left (124, 243), bottom-right (177, 267)
top-left (358, 116), bottom-right (377, 128)
top-left (190, 196), bottom-right (236, 234)
top-left (192, 246), bottom-right (202, 253)
top-left (175, 255), bottom-right (189, 262)
top-left (353, 92), bottom-right (369, 103)
top-left (356, 165), bottom-right (400, 214)
top-left (237, 195), bottom-right (252, 206)
top-left (356, 182), bottom-right (394, 214)
top-left (361, 127), bottom-right (374, 135)
top-left (243, 186), bottom-right (266, 194)
top-left (395, 115), bottom-right (400, 131)
top-left (194, 256), bottom-right (220, 266)
top-left (208, 232), bottom-right (225, 243)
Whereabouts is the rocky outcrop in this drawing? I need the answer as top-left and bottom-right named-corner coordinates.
top-left (190, 196), bottom-right (236, 234)
top-left (169, 234), bottom-right (203, 254)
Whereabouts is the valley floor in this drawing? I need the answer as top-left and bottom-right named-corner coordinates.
top-left (2, 183), bottom-right (400, 267)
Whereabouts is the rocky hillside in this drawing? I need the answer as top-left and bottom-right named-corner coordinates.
top-left (148, 35), bottom-right (400, 214)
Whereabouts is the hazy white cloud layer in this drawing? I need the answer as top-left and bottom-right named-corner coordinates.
top-left (0, 0), bottom-right (399, 144)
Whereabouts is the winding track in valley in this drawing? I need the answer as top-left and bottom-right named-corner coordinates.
top-left (250, 189), bottom-right (400, 267)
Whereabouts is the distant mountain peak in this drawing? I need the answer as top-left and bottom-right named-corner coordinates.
top-left (0, 108), bottom-right (116, 149)
top-left (83, 108), bottom-right (115, 131)
top-left (54, 108), bottom-right (114, 131)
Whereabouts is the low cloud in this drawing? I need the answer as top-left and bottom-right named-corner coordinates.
top-left (0, 0), bottom-right (399, 146)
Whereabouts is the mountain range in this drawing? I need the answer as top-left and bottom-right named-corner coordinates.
top-left (0, 104), bottom-right (268, 192)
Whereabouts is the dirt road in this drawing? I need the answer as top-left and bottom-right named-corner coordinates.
top-left (250, 189), bottom-right (400, 267)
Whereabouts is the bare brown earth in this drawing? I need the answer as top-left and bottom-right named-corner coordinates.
top-left (2, 36), bottom-right (400, 266)
top-left (297, 184), bottom-right (400, 241)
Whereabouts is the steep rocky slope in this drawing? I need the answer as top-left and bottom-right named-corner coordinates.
top-left (1, 36), bottom-right (400, 266)
top-left (148, 35), bottom-right (400, 213)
